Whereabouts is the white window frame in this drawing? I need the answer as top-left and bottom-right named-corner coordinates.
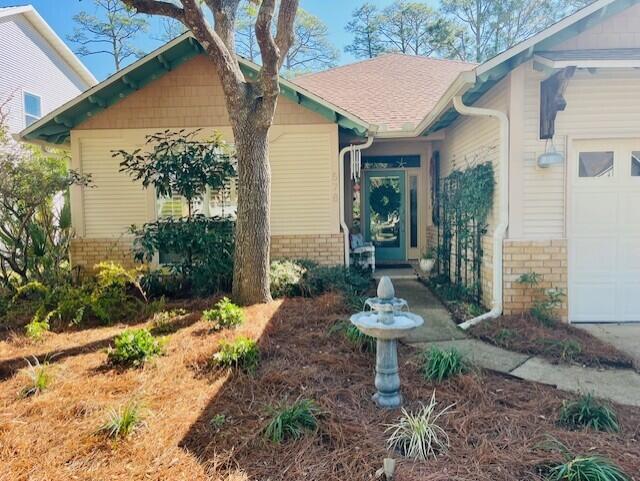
top-left (23, 91), bottom-right (42, 127)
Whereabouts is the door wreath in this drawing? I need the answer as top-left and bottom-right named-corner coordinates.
top-left (369, 183), bottom-right (400, 218)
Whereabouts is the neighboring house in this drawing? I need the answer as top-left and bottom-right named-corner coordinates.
top-left (21, 0), bottom-right (640, 324)
top-left (0, 5), bottom-right (96, 134)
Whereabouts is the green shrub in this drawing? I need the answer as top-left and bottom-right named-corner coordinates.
top-left (100, 401), bottom-right (145, 438)
top-left (25, 315), bottom-right (50, 340)
top-left (270, 260), bottom-right (307, 298)
top-left (329, 321), bottom-right (375, 352)
top-left (20, 357), bottom-right (52, 397)
top-left (132, 216), bottom-right (235, 297)
top-left (516, 272), bottom-right (564, 326)
top-left (202, 297), bottom-right (244, 330)
top-left (559, 394), bottom-right (619, 432)
top-left (540, 339), bottom-right (583, 362)
top-left (107, 329), bottom-right (165, 367)
top-left (151, 308), bottom-right (186, 334)
top-left (268, 259), bottom-right (371, 308)
top-left (263, 399), bottom-right (320, 443)
top-left (423, 347), bottom-right (468, 382)
top-left (385, 391), bottom-right (453, 460)
top-left (212, 337), bottom-right (260, 372)
top-left (209, 413), bottom-right (226, 430)
top-left (12, 281), bottom-right (49, 303)
top-left (547, 456), bottom-right (630, 481)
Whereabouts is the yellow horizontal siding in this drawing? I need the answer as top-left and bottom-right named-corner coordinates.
top-left (521, 65), bottom-right (640, 239)
top-left (72, 124), bottom-right (339, 240)
top-left (80, 136), bottom-right (149, 238)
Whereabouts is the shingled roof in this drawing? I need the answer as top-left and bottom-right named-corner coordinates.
top-left (292, 53), bottom-right (474, 133)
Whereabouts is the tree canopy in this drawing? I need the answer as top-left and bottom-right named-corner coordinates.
top-left (68, 0), bottom-right (149, 72)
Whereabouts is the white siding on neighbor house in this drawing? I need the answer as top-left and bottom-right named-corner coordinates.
top-left (71, 124), bottom-right (340, 239)
top-left (0, 14), bottom-right (87, 134)
top-left (515, 63), bottom-right (640, 239)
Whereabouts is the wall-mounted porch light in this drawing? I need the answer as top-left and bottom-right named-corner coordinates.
top-left (537, 138), bottom-right (564, 168)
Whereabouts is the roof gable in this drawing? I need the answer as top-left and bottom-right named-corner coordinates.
top-left (21, 33), bottom-right (370, 145)
top-left (420, 0), bottom-right (637, 135)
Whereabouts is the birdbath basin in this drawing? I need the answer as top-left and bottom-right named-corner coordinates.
top-left (350, 311), bottom-right (424, 340)
top-left (350, 276), bottom-right (424, 408)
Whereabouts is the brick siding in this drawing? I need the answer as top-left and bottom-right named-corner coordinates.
top-left (70, 233), bottom-right (345, 272)
top-left (503, 239), bottom-right (568, 320)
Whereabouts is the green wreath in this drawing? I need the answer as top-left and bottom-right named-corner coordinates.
top-left (369, 183), bottom-right (400, 218)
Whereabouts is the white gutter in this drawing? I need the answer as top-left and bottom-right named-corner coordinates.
top-left (452, 96), bottom-right (510, 330)
top-left (339, 136), bottom-right (374, 266)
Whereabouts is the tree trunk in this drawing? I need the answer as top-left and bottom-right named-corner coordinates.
top-left (231, 115), bottom-right (272, 305)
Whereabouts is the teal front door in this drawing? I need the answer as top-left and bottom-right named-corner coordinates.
top-left (363, 170), bottom-right (406, 261)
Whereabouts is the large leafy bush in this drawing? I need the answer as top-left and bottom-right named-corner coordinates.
top-left (116, 130), bottom-right (236, 298)
top-left (133, 215), bottom-right (234, 297)
top-left (269, 259), bottom-right (371, 309)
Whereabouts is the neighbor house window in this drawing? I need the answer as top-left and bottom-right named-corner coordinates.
top-left (24, 92), bottom-right (42, 126)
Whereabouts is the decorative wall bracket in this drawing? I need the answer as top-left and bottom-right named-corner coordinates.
top-left (540, 66), bottom-right (576, 140)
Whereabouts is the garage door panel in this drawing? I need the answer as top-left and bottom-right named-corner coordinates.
top-left (618, 283), bottom-right (640, 321)
top-left (572, 191), bottom-right (617, 235)
top-left (569, 139), bottom-right (640, 323)
top-left (619, 193), bottom-right (640, 231)
top-left (618, 237), bottom-right (640, 273)
top-left (571, 237), bottom-right (616, 278)
top-left (571, 282), bottom-right (616, 321)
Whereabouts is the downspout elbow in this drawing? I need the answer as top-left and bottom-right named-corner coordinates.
top-left (451, 96), bottom-right (509, 330)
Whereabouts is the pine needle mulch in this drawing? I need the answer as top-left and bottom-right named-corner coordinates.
top-left (470, 314), bottom-right (635, 368)
top-left (1, 293), bottom-right (639, 481)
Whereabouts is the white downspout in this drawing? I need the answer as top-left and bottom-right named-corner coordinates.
top-left (451, 96), bottom-right (509, 330)
top-left (339, 136), bottom-right (374, 267)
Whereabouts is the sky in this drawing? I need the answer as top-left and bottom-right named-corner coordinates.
top-left (0, 0), bottom-right (436, 80)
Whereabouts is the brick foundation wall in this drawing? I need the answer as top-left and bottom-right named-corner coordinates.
top-left (70, 233), bottom-right (345, 271)
top-left (271, 233), bottom-right (344, 265)
top-left (503, 239), bottom-right (568, 320)
top-left (70, 238), bottom-right (137, 271)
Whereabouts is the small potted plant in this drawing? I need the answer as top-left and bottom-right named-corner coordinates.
top-left (419, 248), bottom-right (436, 274)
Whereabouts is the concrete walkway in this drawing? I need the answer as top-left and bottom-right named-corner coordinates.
top-left (394, 278), bottom-right (640, 407)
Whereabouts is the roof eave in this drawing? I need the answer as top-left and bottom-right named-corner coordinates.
top-left (20, 32), bottom-right (372, 146)
top-left (415, 0), bottom-right (634, 135)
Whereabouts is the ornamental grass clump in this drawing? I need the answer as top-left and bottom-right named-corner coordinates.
top-left (100, 401), bottom-right (145, 439)
top-left (202, 297), bottom-right (244, 330)
top-left (20, 357), bottom-right (53, 397)
top-left (385, 391), bottom-right (453, 461)
top-left (212, 336), bottom-right (260, 372)
top-left (263, 399), bottom-right (320, 443)
top-left (345, 323), bottom-right (376, 352)
top-left (423, 347), bottom-right (468, 382)
top-left (107, 328), bottom-right (165, 367)
top-left (547, 456), bottom-right (630, 481)
top-left (558, 394), bottom-right (619, 432)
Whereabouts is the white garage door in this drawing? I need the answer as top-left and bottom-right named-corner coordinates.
top-left (569, 139), bottom-right (640, 322)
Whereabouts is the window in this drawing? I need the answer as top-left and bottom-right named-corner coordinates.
top-left (632, 152), bottom-right (640, 177)
top-left (578, 151), bottom-right (614, 178)
top-left (24, 92), bottom-right (42, 126)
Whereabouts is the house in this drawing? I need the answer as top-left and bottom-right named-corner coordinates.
top-left (20, 0), bottom-right (640, 324)
top-left (0, 5), bottom-right (96, 134)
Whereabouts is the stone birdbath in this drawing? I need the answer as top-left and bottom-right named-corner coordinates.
top-left (350, 276), bottom-right (424, 408)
